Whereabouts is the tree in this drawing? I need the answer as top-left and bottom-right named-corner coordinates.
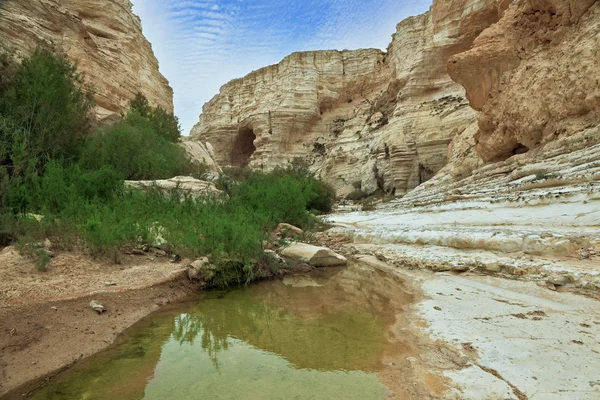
top-left (0, 46), bottom-right (94, 176)
top-left (128, 92), bottom-right (181, 143)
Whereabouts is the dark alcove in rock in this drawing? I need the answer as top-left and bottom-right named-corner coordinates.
top-left (231, 127), bottom-right (257, 167)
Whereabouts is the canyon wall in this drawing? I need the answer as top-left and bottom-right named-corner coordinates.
top-left (190, 0), bottom-right (507, 195)
top-left (410, 0), bottom-right (600, 200)
top-left (191, 0), bottom-right (598, 197)
top-left (0, 0), bottom-right (173, 121)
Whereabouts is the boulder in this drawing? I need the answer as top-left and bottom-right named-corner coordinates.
top-left (268, 223), bottom-right (305, 250)
top-left (124, 176), bottom-right (225, 200)
top-left (186, 257), bottom-right (217, 283)
top-left (89, 300), bottom-right (105, 314)
top-left (275, 223), bottom-right (304, 237)
top-left (279, 243), bottom-right (347, 267)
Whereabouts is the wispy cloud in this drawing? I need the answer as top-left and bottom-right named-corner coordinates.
top-left (131, 0), bottom-right (432, 134)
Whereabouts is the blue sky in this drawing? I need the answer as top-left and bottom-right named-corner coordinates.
top-left (131, 0), bottom-right (432, 134)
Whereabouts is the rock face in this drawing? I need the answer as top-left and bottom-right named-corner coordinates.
top-left (448, 0), bottom-right (600, 162)
top-left (179, 140), bottom-right (222, 174)
top-left (191, 0), bottom-right (599, 199)
top-left (190, 1), bottom-right (505, 196)
top-left (0, 0), bottom-right (173, 121)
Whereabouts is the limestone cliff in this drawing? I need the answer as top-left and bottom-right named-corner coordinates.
top-left (0, 0), bottom-right (173, 120)
top-left (191, 0), bottom-right (507, 195)
top-left (412, 0), bottom-right (600, 199)
top-left (191, 0), bottom-right (599, 197)
top-left (448, 0), bottom-right (600, 162)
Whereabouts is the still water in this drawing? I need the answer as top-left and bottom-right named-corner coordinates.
top-left (31, 264), bottom-right (411, 399)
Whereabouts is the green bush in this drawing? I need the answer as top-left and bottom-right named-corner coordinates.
top-left (79, 112), bottom-right (190, 180)
top-left (0, 48), bottom-right (339, 290)
top-left (0, 47), bottom-right (93, 174)
top-left (129, 92), bottom-right (181, 143)
top-left (272, 159), bottom-right (336, 214)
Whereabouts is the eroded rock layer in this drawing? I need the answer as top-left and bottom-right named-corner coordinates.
top-left (448, 0), bottom-right (600, 162)
top-left (191, 1), bottom-right (508, 195)
top-left (0, 0), bottom-right (173, 120)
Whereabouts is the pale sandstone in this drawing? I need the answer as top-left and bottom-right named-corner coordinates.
top-left (0, 0), bottom-right (173, 121)
top-left (179, 140), bottom-right (222, 174)
top-left (279, 243), bottom-right (347, 267)
top-left (124, 176), bottom-right (224, 199)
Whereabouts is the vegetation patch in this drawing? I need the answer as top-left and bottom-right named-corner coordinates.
top-left (0, 47), bottom-right (336, 288)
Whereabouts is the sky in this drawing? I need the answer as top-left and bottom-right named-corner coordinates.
top-left (131, 0), bottom-right (432, 135)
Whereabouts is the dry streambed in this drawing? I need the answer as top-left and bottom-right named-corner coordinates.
top-left (328, 188), bottom-right (600, 399)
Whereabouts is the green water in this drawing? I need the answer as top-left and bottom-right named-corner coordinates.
top-left (31, 265), bottom-right (407, 400)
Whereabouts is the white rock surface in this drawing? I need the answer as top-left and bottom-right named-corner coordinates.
top-left (419, 273), bottom-right (600, 399)
top-left (125, 176), bottom-right (224, 199)
top-left (279, 243), bottom-right (347, 267)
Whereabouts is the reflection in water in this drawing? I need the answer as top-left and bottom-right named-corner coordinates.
top-left (31, 263), bottom-right (410, 400)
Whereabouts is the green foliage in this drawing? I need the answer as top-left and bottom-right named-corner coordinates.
top-left (128, 92), bottom-right (181, 143)
top-left (150, 106), bottom-right (181, 143)
top-left (273, 158), bottom-right (336, 214)
top-left (79, 112), bottom-right (189, 180)
top-left (0, 47), bottom-right (93, 175)
top-left (129, 92), bottom-right (151, 117)
top-left (0, 48), bottom-right (336, 289)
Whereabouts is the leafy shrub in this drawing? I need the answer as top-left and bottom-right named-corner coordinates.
top-left (305, 178), bottom-right (336, 214)
top-left (0, 47), bottom-right (93, 175)
top-left (129, 92), bottom-right (181, 143)
top-left (272, 159), bottom-right (336, 214)
top-left (79, 112), bottom-right (190, 180)
top-left (0, 48), bottom-right (337, 289)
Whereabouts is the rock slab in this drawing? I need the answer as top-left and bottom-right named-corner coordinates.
top-left (280, 243), bottom-right (347, 267)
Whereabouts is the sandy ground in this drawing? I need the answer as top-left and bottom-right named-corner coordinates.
top-left (0, 246), bottom-right (201, 398)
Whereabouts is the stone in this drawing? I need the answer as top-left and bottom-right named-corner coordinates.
top-left (271, 223), bottom-right (304, 247)
top-left (548, 275), bottom-right (571, 286)
top-left (186, 257), bottom-right (217, 282)
top-left (0, 0), bottom-right (173, 122)
top-left (179, 140), bottom-right (222, 174)
top-left (264, 250), bottom-right (286, 266)
top-left (279, 242), bottom-right (347, 267)
top-left (448, 0), bottom-right (600, 162)
top-left (89, 300), bottom-right (105, 314)
top-left (124, 176), bottom-right (225, 200)
top-left (484, 262), bottom-right (503, 273)
top-left (275, 223), bottom-right (304, 237)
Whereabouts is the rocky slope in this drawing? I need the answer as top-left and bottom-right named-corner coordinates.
top-left (0, 0), bottom-right (173, 121)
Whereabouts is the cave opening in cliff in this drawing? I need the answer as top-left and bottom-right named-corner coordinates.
top-left (231, 127), bottom-right (257, 167)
